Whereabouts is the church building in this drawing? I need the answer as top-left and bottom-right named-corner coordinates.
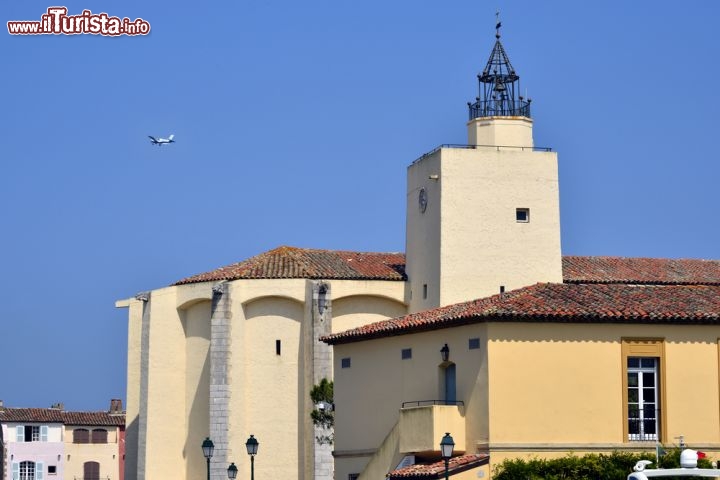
top-left (117, 22), bottom-right (720, 480)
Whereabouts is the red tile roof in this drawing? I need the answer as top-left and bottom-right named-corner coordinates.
top-left (563, 256), bottom-right (720, 285)
top-left (388, 454), bottom-right (489, 479)
top-left (323, 283), bottom-right (720, 344)
top-left (0, 408), bottom-right (125, 426)
top-left (173, 246), bottom-right (407, 284)
top-left (172, 247), bottom-right (720, 287)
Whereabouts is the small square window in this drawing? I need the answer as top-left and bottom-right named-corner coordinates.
top-left (516, 208), bottom-right (529, 222)
top-left (48, 466), bottom-right (57, 475)
top-left (468, 338), bottom-right (480, 350)
top-left (401, 348), bottom-right (412, 360)
top-left (341, 357), bottom-right (351, 368)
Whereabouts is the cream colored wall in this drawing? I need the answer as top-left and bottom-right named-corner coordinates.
top-left (142, 287), bottom-right (188, 480)
top-left (405, 144), bottom-right (562, 312)
top-left (116, 298), bottom-right (142, 479)
top-left (406, 152), bottom-right (442, 313)
top-left (333, 295), bottom-right (407, 333)
top-left (181, 300), bottom-right (211, 480)
top-left (486, 323), bottom-right (720, 449)
top-left (334, 321), bottom-right (720, 479)
top-left (439, 147), bottom-right (562, 305)
top-left (467, 117), bottom-right (534, 148)
top-left (334, 325), bottom-right (486, 478)
top-left (64, 426), bottom-right (120, 480)
top-left (236, 295), bottom-right (304, 480)
top-left (119, 276), bottom-right (408, 480)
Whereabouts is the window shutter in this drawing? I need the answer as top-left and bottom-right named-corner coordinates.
top-left (16, 426), bottom-right (23, 442)
top-left (12, 462), bottom-right (19, 480)
top-left (40, 425), bottom-right (48, 442)
top-left (36, 462), bottom-right (44, 480)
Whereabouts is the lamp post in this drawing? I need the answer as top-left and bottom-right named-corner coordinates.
top-left (440, 344), bottom-right (450, 363)
top-left (440, 432), bottom-right (454, 480)
top-left (246, 435), bottom-right (259, 480)
top-left (226, 463), bottom-right (237, 480)
top-left (202, 437), bottom-right (214, 480)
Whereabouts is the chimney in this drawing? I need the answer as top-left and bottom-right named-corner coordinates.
top-left (109, 399), bottom-right (123, 414)
top-left (0, 400), bottom-right (4, 411)
top-left (50, 402), bottom-right (64, 411)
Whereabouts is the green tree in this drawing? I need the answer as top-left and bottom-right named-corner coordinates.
top-left (310, 378), bottom-right (334, 444)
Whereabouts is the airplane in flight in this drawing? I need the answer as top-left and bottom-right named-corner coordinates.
top-left (148, 134), bottom-right (175, 146)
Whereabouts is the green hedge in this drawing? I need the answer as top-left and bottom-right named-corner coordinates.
top-left (492, 449), bottom-right (713, 480)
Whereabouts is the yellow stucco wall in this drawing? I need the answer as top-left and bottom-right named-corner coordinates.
top-left (118, 276), bottom-right (406, 480)
top-left (405, 145), bottom-right (562, 313)
top-left (64, 426), bottom-right (121, 480)
top-left (333, 321), bottom-right (720, 479)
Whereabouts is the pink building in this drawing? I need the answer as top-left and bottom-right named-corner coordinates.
top-left (0, 401), bottom-right (125, 480)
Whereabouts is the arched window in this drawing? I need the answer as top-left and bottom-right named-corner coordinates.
top-left (83, 462), bottom-right (100, 480)
top-left (91, 429), bottom-right (108, 444)
top-left (73, 428), bottom-right (90, 444)
top-left (19, 461), bottom-right (36, 480)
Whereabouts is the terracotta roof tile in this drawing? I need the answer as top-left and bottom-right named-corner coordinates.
top-left (172, 248), bottom-right (720, 287)
top-left (563, 256), bottom-right (720, 285)
top-left (323, 283), bottom-right (720, 344)
top-left (0, 408), bottom-right (65, 423)
top-left (173, 246), bottom-right (406, 284)
top-left (0, 408), bottom-right (125, 426)
top-left (388, 454), bottom-right (489, 479)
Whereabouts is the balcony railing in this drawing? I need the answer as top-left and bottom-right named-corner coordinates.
top-left (413, 143), bottom-right (552, 164)
top-left (402, 400), bottom-right (464, 408)
top-left (628, 408), bottom-right (660, 441)
top-left (468, 99), bottom-right (532, 120)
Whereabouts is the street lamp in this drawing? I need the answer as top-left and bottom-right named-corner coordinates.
top-left (246, 435), bottom-right (259, 480)
top-left (440, 432), bottom-right (455, 480)
top-left (440, 344), bottom-right (450, 363)
top-left (202, 437), bottom-right (214, 480)
top-left (226, 463), bottom-right (237, 480)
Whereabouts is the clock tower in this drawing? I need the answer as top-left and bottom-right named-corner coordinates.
top-left (405, 21), bottom-right (563, 313)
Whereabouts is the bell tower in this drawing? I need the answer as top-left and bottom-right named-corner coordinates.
top-left (467, 18), bottom-right (533, 147)
top-left (405, 19), bottom-right (563, 313)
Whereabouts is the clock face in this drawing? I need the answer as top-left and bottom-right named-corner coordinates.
top-left (418, 188), bottom-right (428, 213)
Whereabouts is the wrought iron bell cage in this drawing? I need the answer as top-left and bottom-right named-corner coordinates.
top-left (468, 23), bottom-right (531, 120)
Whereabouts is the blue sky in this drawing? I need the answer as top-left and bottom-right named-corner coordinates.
top-left (2, 1), bottom-right (718, 411)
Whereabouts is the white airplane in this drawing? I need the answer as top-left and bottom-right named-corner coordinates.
top-left (148, 134), bottom-right (175, 146)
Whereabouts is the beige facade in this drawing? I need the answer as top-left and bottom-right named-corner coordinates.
top-left (117, 275), bottom-right (406, 480)
top-left (64, 425), bottom-right (122, 480)
top-left (330, 321), bottom-right (720, 479)
top-left (405, 137), bottom-right (562, 312)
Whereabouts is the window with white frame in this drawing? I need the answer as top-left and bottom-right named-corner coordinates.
top-left (16, 425), bottom-right (47, 442)
top-left (15, 461), bottom-right (43, 480)
top-left (627, 357), bottom-right (659, 441)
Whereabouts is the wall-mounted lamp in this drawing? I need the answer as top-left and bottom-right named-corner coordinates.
top-left (440, 344), bottom-right (450, 363)
top-left (318, 284), bottom-right (328, 314)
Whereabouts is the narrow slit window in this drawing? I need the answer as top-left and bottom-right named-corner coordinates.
top-left (422, 284), bottom-right (428, 299)
top-left (276, 340), bottom-right (281, 356)
top-left (516, 208), bottom-right (530, 222)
